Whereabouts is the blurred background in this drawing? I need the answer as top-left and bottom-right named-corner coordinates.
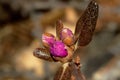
top-left (0, 0), bottom-right (120, 80)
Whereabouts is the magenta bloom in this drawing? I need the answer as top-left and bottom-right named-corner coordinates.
top-left (42, 33), bottom-right (55, 47)
top-left (50, 41), bottom-right (68, 57)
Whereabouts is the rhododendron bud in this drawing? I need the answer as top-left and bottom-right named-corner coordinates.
top-left (42, 33), bottom-right (55, 48)
top-left (50, 41), bottom-right (68, 57)
top-left (60, 28), bottom-right (73, 45)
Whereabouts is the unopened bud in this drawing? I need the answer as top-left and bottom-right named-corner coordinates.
top-left (60, 28), bottom-right (73, 45)
top-left (42, 33), bottom-right (55, 48)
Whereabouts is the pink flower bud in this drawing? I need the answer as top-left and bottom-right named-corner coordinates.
top-left (60, 28), bottom-right (73, 45)
top-left (42, 33), bottom-right (55, 48)
top-left (50, 41), bottom-right (68, 57)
